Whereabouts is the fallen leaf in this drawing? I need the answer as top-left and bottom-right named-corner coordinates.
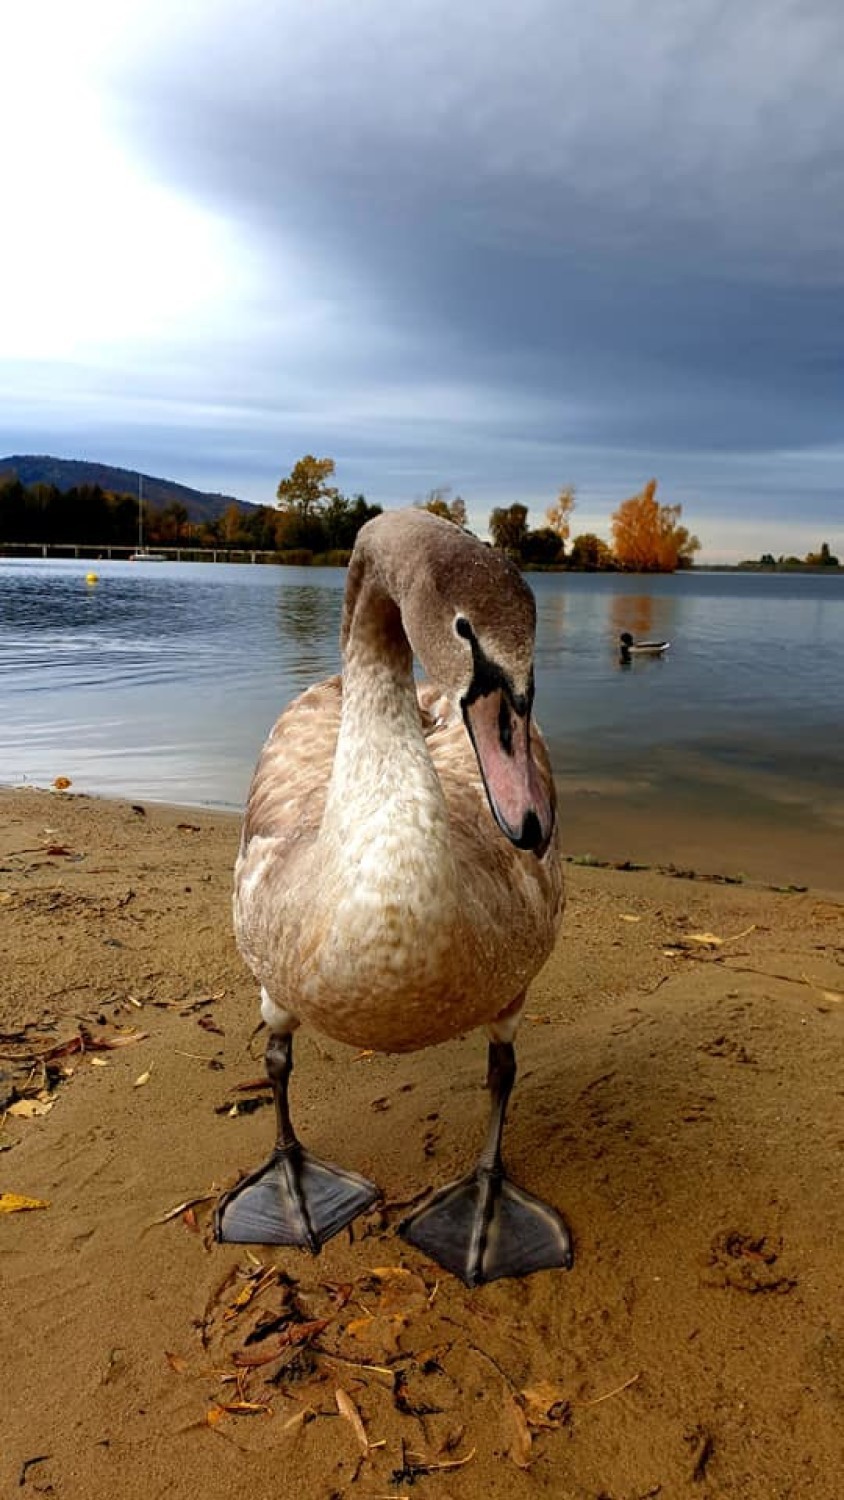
top-left (280, 1407), bottom-right (315, 1436)
top-left (222, 1267), bottom-right (278, 1319)
top-left (52, 776), bottom-right (72, 790)
top-left (134, 1066), bottom-right (153, 1088)
top-left (520, 1381), bottom-right (572, 1430)
top-left (504, 1393), bottom-right (533, 1468)
top-left (150, 1190), bottom-right (217, 1226)
top-left (0, 1192), bottom-right (50, 1213)
top-left (7, 1098), bottom-right (54, 1119)
top-left (205, 1405), bottom-right (227, 1427)
top-left (89, 1057), bottom-right (109, 1068)
top-left (219, 1400), bottom-right (272, 1416)
top-left (336, 1387), bottom-right (370, 1453)
top-left (685, 932), bottom-right (724, 947)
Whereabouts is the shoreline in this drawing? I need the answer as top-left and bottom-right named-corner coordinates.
top-left (3, 776), bottom-right (840, 895)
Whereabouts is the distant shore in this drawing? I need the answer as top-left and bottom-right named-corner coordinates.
top-left (3, 541), bottom-right (843, 574)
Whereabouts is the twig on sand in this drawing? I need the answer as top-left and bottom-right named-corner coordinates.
top-left (575, 1371), bottom-right (641, 1407)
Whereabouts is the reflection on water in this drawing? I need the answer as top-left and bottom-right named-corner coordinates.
top-left (0, 558), bottom-right (842, 829)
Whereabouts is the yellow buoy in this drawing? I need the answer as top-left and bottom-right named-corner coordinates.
top-left (86, 571), bottom-right (99, 585)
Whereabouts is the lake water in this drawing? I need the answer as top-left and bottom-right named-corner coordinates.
top-left (1, 557), bottom-right (842, 848)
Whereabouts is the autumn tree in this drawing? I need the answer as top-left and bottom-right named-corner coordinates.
top-left (489, 503), bottom-right (529, 557)
top-left (610, 480), bottom-right (700, 572)
top-left (419, 487), bottom-right (467, 527)
top-left (276, 455), bottom-right (340, 518)
top-left (805, 542), bottom-right (839, 566)
top-left (545, 485), bottom-right (576, 550)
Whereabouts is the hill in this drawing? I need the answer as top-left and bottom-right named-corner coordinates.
top-left (0, 455), bottom-right (255, 523)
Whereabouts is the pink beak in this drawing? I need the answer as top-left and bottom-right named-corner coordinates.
top-left (463, 690), bottom-right (554, 855)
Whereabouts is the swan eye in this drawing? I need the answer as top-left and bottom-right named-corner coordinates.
top-left (455, 616), bottom-right (472, 640)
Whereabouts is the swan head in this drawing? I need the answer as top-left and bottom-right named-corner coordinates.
top-left (347, 510), bottom-right (555, 857)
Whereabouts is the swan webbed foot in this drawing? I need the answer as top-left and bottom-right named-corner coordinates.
top-left (399, 1166), bottom-right (573, 1286)
top-left (214, 1028), bottom-right (379, 1250)
top-left (214, 1145), bottom-right (379, 1249)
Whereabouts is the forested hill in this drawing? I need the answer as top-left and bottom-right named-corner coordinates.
top-left (0, 455), bottom-right (253, 522)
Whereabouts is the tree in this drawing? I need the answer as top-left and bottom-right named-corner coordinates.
top-left (321, 493), bottom-right (382, 551)
top-left (545, 486), bottom-right (576, 550)
top-left (419, 487), bottom-right (467, 527)
top-left (610, 480), bottom-right (700, 571)
top-left (569, 532), bottom-right (615, 570)
top-left (276, 456), bottom-right (339, 518)
top-left (489, 503), bottom-right (528, 557)
top-left (805, 542), bottom-right (839, 566)
top-left (522, 527), bottom-right (563, 565)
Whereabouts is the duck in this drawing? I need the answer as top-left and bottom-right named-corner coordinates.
top-left (214, 509), bottom-right (572, 1287)
top-left (619, 630), bottom-right (670, 657)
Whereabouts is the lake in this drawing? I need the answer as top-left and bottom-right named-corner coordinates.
top-left (1, 557), bottom-right (842, 872)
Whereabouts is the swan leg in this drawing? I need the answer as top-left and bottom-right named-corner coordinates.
top-left (214, 1031), bottom-right (379, 1249)
top-left (399, 1041), bottom-right (573, 1286)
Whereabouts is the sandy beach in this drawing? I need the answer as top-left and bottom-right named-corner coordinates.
top-left (1, 784), bottom-right (842, 1499)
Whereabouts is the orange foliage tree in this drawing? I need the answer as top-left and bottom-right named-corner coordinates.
top-left (545, 485), bottom-right (576, 548)
top-left (610, 480), bottom-right (700, 571)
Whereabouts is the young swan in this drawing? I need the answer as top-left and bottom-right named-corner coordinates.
top-left (215, 509), bottom-right (572, 1285)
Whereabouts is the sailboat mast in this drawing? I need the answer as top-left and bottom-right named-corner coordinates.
top-left (138, 476), bottom-right (143, 549)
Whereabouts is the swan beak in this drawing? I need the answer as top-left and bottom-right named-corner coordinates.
top-left (463, 691), bottom-right (554, 856)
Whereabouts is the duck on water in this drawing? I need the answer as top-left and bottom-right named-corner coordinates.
top-left (215, 509), bottom-right (572, 1287)
top-left (619, 630), bottom-right (670, 659)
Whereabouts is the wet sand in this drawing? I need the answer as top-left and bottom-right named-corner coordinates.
top-left (1, 785), bottom-right (842, 1499)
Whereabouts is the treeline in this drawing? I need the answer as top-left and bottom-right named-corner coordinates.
top-left (488, 478), bottom-right (700, 571)
top-left (1, 457), bottom-right (704, 573)
top-left (0, 466), bottom-right (382, 561)
top-left (741, 544), bottom-right (840, 571)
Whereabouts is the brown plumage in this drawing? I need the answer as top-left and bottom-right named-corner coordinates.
top-left (234, 509), bottom-right (564, 1052)
top-left (217, 509), bottom-right (572, 1285)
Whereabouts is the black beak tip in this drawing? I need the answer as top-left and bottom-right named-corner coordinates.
top-left (510, 809), bottom-right (548, 855)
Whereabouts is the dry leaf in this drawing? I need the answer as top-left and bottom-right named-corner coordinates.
top-left (219, 1400), bottom-right (271, 1416)
top-left (205, 1405), bottom-right (226, 1427)
top-left (90, 1057), bottom-right (109, 1068)
top-left (280, 1407), bottom-right (315, 1436)
top-left (222, 1267), bottom-right (277, 1319)
top-left (7, 1098), bottom-right (54, 1119)
top-left (0, 1192), bottom-right (50, 1213)
top-left (150, 1190), bottom-right (217, 1226)
top-left (335, 1387), bottom-right (370, 1453)
top-left (52, 776), bottom-right (72, 790)
top-left (133, 1066), bottom-right (153, 1088)
top-left (520, 1381), bottom-right (571, 1430)
top-left (686, 932), bottom-right (724, 947)
top-left (504, 1392), bottom-right (533, 1468)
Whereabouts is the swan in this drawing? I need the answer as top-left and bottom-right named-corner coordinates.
top-left (214, 509), bottom-right (572, 1286)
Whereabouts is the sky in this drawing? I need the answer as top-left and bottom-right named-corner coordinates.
top-left (1, 0), bottom-right (842, 562)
